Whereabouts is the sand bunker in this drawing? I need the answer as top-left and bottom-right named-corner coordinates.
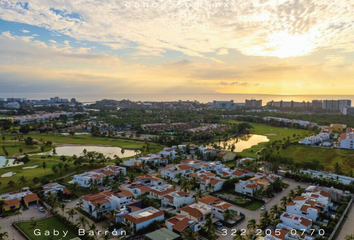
top-left (1, 172), bottom-right (15, 177)
top-left (22, 165), bottom-right (39, 169)
top-left (265, 133), bottom-right (277, 136)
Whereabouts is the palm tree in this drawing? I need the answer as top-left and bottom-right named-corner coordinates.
top-left (0, 200), bottom-right (5, 214)
top-left (59, 203), bottom-right (66, 215)
top-left (94, 202), bottom-right (102, 217)
top-left (122, 221), bottom-right (134, 236)
top-left (108, 209), bottom-right (116, 222)
top-left (203, 216), bottom-right (216, 238)
top-left (280, 196), bottom-right (288, 209)
top-left (247, 218), bottom-right (257, 232)
top-left (18, 175), bottom-right (28, 185)
top-left (182, 227), bottom-right (199, 240)
top-left (14, 210), bottom-right (22, 221)
top-left (71, 182), bottom-right (80, 196)
top-left (28, 217), bottom-right (42, 229)
top-left (270, 204), bottom-right (280, 219)
top-left (193, 189), bottom-right (204, 201)
top-left (0, 226), bottom-right (8, 240)
top-left (180, 180), bottom-right (191, 193)
top-left (206, 182), bottom-right (215, 192)
top-left (32, 177), bottom-right (40, 185)
top-left (259, 210), bottom-right (271, 229)
top-left (7, 180), bottom-right (15, 189)
top-left (66, 208), bottom-right (76, 222)
top-left (76, 216), bottom-right (88, 229)
top-left (223, 209), bottom-right (236, 223)
top-left (345, 234), bottom-right (354, 240)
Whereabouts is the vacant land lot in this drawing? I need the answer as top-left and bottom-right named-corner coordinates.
top-left (16, 217), bottom-right (77, 240)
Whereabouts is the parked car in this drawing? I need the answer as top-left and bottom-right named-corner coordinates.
top-left (39, 207), bottom-right (45, 212)
top-left (261, 206), bottom-right (266, 211)
top-left (215, 221), bottom-right (223, 227)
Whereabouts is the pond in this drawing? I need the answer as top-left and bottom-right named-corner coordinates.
top-left (38, 145), bottom-right (138, 158)
top-left (0, 156), bottom-right (23, 168)
top-left (209, 134), bottom-right (269, 152)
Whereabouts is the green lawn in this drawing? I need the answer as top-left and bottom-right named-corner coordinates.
top-left (0, 157), bottom-right (76, 194)
top-left (225, 120), bottom-right (311, 158)
top-left (280, 145), bottom-right (354, 170)
top-left (0, 133), bottom-right (163, 159)
top-left (244, 201), bottom-right (264, 211)
top-left (16, 217), bottom-right (77, 240)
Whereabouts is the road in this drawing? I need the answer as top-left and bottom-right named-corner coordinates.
top-left (336, 201), bottom-right (354, 240)
top-left (217, 179), bottom-right (309, 240)
top-left (0, 207), bottom-right (50, 240)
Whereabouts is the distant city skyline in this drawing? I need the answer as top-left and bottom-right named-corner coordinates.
top-left (0, 1), bottom-right (354, 95)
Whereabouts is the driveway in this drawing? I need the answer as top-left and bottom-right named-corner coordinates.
top-left (0, 208), bottom-right (50, 240)
top-left (217, 178), bottom-right (309, 240)
top-left (336, 200), bottom-right (354, 240)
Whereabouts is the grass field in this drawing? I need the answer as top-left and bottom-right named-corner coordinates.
top-left (225, 120), bottom-right (311, 157)
top-left (280, 145), bottom-right (354, 170)
top-left (0, 156), bottom-right (76, 194)
top-left (16, 217), bottom-right (77, 240)
top-left (0, 133), bottom-right (163, 157)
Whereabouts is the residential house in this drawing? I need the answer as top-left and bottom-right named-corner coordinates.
top-left (43, 182), bottom-right (71, 196)
top-left (165, 215), bottom-right (201, 234)
top-left (200, 177), bottom-right (225, 192)
top-left (123, 207), bottom-right (164, 232)
top-left (23, 193), bottom-right (39, 207)
top-left (180, 203), bottom-right (212, 223)
top-left (135, 174), bottom-right (163, 186)
top-left (123, 183), bottom-right (151, 198)
top-left (235, 176), bottom-right (269, 196)
top-left (280, 212), bottom-right (312, 231)
top-left (198, 195), bottom-right (233, 220)
top-left (162, 191), bottom-right (194, 209)
top-left (216, 152), bottom-right (236, 161)
top-left (149, 185), bottom-right (176, 200)
top-left (286, 202), bottom-right (320, 221)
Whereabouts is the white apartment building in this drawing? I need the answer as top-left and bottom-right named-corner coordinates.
top-left (161, 165), bottom-right (194, 181)
top-left (199, 177), bottom-right (225, 192)
top-left (162, 191), bottom-right (195, 209)
top-left (4, 102), bottom-right (20, 109)
top-left (339, 128), bottom-right (354, 149)
top-left (235, 176), bottom-right (269, 196)
top-left (123, 207), bottom-right (164, 232)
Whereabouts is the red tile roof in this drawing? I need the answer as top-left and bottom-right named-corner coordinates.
top-left (24, 193), bottom-right (39, 203)
top-left (4, 198), bottom-right (20, 208)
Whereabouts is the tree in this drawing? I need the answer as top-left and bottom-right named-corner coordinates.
top-left (270, 204), bottom-right (280, 219)
top-left (18, 175), bottom-right (28, 185)
top-left (66, 208), bottom-right (76, 222)
top-left (122, 221), bottom-right (134, 236)
top-left (259, 210), bottom-right (271, 229)
top-left (32, 177), bottom-right (40, 185)
top-left (28, 217), bottom-right (42, 230)
top-left (121, 148), bottom-right (125, 157)
top-left (193, 189), bottom-right (205, 201)
top-left (15, 210), bottom-right (22, 221)
top-left (76, 216), bottom-right (88, 229)
top-left (94, 202), bottom-right (102, 217)
top-left (345, 234), bottom-right (354, 240)
top-left (182, 227), bottom-right (199, 240)
top-left (0, 226), bottom-right (8, 240)
top-left (59, 203), bottom-right (66, 215)
top-left (280, 196), bottom-right (288, 208)
top-left (223, 209), bottom-right (236, 223)
top-left (333, 162), bottom-right (342, 174)
top-left (247, 218), bottom-right (257, 232)
top-left (7, 180), bottom-right (15, 189)
top-left (203, 216), bottom-right (216, 238)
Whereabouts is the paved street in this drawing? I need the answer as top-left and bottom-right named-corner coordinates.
top-left (0, 207), bottom-right (49, 240)
top-left (336, 201), bottom-right (354, 240)
top-left (217, 179), bottom-right (309, 240)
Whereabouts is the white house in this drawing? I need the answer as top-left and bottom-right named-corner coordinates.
top-left (135, 174), bottom-right (163, 186)
top-left (149, 185), bottom-right (176, 200)
top-left (72, 165), bottom-right (126, 188)
top-left (162, 191), bottom-right (195, 209)
top-left (165, 215), bottom-right (201, 233)
top-left (180, 203), bottom-right (212, 224)
top-left (280, 212), bottom-right (312, 231)
top-left (198, 195), bottom-right (232, 221)
top-left (123, 207), bottom-right (164, 232)
top-left (200, 177), bottom-right (225, 192)
top-left (162, 165), bottom-right (194, 181)
top-left (42, 182), bottom-right (70, 196)
top-left (122, 183), bottom-right (151, 198)
top-left (81, 190), bottom-right (134, 218)
top-left (286, 202), bottom-right (320, 221)
top-left (235, 176), bottom-right (269, 196)
top-left (339, 128), bottom-right (354, 149)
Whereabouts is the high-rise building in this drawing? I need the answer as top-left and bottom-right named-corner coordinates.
top-left (212, 100), bottom-right (235, 109)
top-left (245, 99), bottom-right (262, 108)
top-left (312, 100), bottom-right (322, 109)
top-left (322, 99), bottom-right (351, 111)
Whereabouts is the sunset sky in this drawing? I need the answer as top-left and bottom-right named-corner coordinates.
top-left (0, 0), bottom-right (354, 96)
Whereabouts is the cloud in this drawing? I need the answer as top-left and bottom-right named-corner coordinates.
top-left (21, 29), bottom-right (30, 33)
top-left (49, 39), bottom-right (57, 44)
top-left (216, 49), bottom-right (229, 56)
top-left (0, 0), bottom-right (353, 61)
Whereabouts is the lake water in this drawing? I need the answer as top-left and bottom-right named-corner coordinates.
top-left (39, 145), bottom-right (137, 158)
top-left (210, 134), bottom-right (269, 152)
top-left (0, 156), bottom-right (23, 168)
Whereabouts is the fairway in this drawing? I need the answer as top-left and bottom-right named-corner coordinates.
top-left (0, 157), bottom-right (76, 194)
top-left (225, 120), bottom-right (311, 157)
top-left (16, 217), bottom-right (77, 240)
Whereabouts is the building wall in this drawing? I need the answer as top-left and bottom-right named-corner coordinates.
top-left (135, 215), bottom-right (164, 231)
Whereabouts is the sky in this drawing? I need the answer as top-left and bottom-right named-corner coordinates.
top-left (0, 0), bottom-right (354, 96)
